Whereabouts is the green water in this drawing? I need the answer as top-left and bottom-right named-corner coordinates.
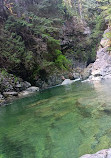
top-left (1, 81), bottom-right (111, 158)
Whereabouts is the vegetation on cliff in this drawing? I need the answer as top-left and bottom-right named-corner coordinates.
top-left (0, 0), bottom-right (108, 84)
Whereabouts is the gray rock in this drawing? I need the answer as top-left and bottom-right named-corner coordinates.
top-left (23, 81), bottom-right (31, 88)
top-left (18, 91), bottom-right (32, 97)
top-left (16, 81), bottom-right (31, 91)
top-left (80, 149), bottom-right (111, 158)
top-left (61, 78), bottom-right (80, 85)
top-left (15, 83), bottom-right (22, 88)
top-left (18, 86), bottom-right (39, 97)
top-left (3, 92), bottom-right (18, 97)
top-left (73, 72), bottom-right (80, 79)
top-left (81, 64), bottom-right (93, 80)
top-left (26, 86), bottom-right (39, 92)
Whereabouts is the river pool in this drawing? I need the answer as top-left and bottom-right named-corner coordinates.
top-left (0, 80), bottom-right (111, 158)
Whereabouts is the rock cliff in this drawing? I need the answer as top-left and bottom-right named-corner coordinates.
top-left (83, 28), bottom-right (111, 81)
top-left (80, 28), bottom-right (111, 158)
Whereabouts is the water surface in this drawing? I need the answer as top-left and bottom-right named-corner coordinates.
top-left (0, 80), bottom-right (111, 158)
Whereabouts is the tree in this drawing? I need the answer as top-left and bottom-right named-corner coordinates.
top-left (14, 0), bottom-right (21, 17)
top-left (0, 0), bottom-right (6, 22)
top-left (99, 0), bottom-right (111, 26)
top-left (78, 0), bottom-right (84, 24)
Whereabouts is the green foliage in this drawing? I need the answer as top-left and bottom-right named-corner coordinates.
top-left (47, 37), bottom-right (60, 52)
top-left (55, 50), bottom-right (69, 69)
top-left (55, 54), bottom-right (68, 69)
top-left (5, 16), bottom-right (32, 32)
top-left (1, 69), bottom-right (8, 76)
top-left (0, 5), bottom-right (68, 81)
top-left (0, 32), bottom-right (25, 67)
top-left (91, 15), bottom-right (104, 39)
top-left (14, 76), bottom-right (18, 84)
top-left (97, 0), bottom-right (111, 25)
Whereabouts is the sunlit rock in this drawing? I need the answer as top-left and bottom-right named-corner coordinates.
top-left (61, 78), bottom-right (80, 85)
top-left (18, 86), bottom-right (39, 97)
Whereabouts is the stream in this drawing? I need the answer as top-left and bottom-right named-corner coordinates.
top-left (0, 80), bottom-right (111, 158)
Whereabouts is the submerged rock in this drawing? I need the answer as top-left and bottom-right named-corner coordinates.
top-left (80, 149), bottom-right (111, 158)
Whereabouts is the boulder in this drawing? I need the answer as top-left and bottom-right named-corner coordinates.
top-left (26, 86), bottom-right (39, 92)
top-left (18, 91), bottom-right (31, 97)
top-left (15, 81), bottom-right (31, 91)
top-left (80, 149), bottom-right (111, 158)
top-left (3, 92), bottom-right (18, 97)
top-left (61, 78), bottom-right (80, 85)
top-left (18, 86), bottom-right (39, 97)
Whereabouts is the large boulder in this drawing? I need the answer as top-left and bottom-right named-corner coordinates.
top-left (61, 78), bottom-right (80, 85)
top-left (26, 86), bottom-right (39, 92)
top-left (18, 86), bottom-right (39, 97)
top-left (80, 149), bottom-right (111, 158)
top-left (3, 92), bottom-right (18, 97)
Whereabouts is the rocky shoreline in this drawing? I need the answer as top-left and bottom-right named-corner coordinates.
top-left (0, 71), bottom-right (39, 106)
top-left (0, 61), bottom-right (86, 106)
top-left (0, 71), bottom-right (82, 106)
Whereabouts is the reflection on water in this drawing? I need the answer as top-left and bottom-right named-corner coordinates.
top-left (0, 81), bottom-right (111, 158)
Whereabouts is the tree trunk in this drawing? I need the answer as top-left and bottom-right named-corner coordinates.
top-left (78, 0), bottom-right (84, 24)
top-left (15, 0), bottom-right (21, 17)
top-left (0, 0), bottom-right (6, 23)
top-left (23, 0), bottom-right (29, 22)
